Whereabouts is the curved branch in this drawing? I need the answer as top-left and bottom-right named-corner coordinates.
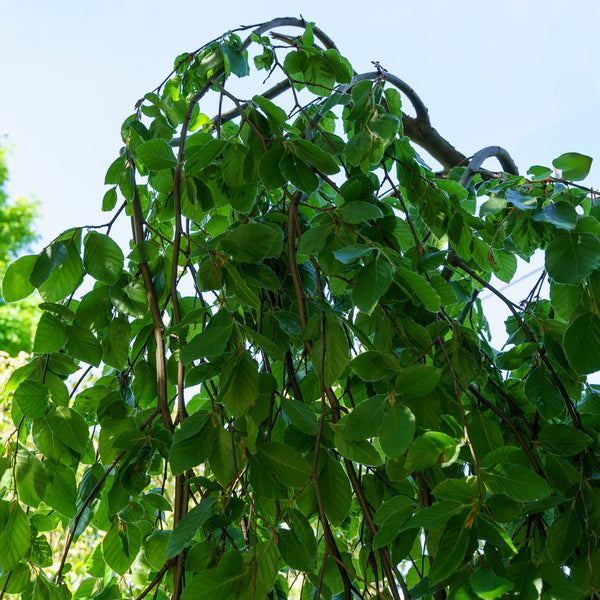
top-left (458, 145), bottom-right (519, 188)
top-left (442, 145), bottom-right (520, 283)
top-left (350, 71), bottom-right (430, 124)
top-left (241, 16), bottom-right (340, 53)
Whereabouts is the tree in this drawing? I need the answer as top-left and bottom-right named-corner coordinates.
top-left (1, 16), bottom-right (599, 600)
top-left (0, 142), bottom-right (39, 356)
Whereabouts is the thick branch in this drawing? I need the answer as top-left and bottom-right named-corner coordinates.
top-left (458, 145), bottom-right (519, 188)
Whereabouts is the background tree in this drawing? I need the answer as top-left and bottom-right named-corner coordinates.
top-left (1, 16), bottom-right (599, 600)
top-left (0, 142), bottom-right (39, 357)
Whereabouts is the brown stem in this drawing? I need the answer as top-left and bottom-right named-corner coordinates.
top-left (55, 450), bottom-right (127, 583)
top-left (451, 255), bottom-right (584, 431)
top-left (134, 557), bottom-right (177, 600)
top-left (130, 166), bottom-right (174, 434)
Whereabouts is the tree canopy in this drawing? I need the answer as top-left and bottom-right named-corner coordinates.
top-left (1, 16), bottom-right (600, 600)
top-left (0, 142), bottom-right (39, 356)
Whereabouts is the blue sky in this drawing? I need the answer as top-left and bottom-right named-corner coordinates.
top-left (1, 0), bottom-right (599, 338)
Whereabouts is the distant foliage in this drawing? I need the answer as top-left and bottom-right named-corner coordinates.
top-left (1, 17), bottom-right (600, 600)
top-left (0, 143), bottom-right (39, 355)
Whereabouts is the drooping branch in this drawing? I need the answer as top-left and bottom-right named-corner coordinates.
top-left (442, 144), bottom-right (520, 286)
top-left (241, 16), bottom-right (341, 53)
top-left (130, 162), bottom-right (174, 434)
top-left (458, 145), bottom-right (519, 187)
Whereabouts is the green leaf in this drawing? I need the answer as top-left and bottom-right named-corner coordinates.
top-left (333, 244), bottom-right (374, 264)
top-left (102, 315), bottom-right (131, 370)
top-left (181, 551), bottom-right (249, 600)
top-left (485, 463), bottom-right (551, 502)
top-left (547, 508), bottom-right (582, 563)
top-left (297, 224), bottom-right (332, 255)
top-left (136, 138), bottom-right (177, 171)
top-left (552, 152), bottom-right (593, 181)
top-left (292, 139), bottom-right (339, 175)
top-left (282, 397), bottom-right (318, 435)
top-left (368, 113), bottom-right (400, 145)
top-left (283, 50), bottom-right (308, 76)
top-left (419, 186), bottom-right (449, 238)
top-left (166, 497), bottom-right (218, 558)
top-left (373, 495), bottom-right (415, 548)
top-left (563, 312), bottom-right (600, 375)
top-left (222, 41), bottom-right (248, 77)
top-left (144, 531), bottom-right (169, 571)
top-left (2, 255), bottom-right (36, 301)
top-left (318, 452), bottom-right (352, 526)
top-left (259, 144), bottom-right (287, 190)
top-left (109, 273), bottom-right (148, 318)
top-left (65, 325), bottom-right (102, 366)
top-left (469, 570), bottom-right (515, 599)
top-left (181, 324), bottom-right (232, 363)
top-left (30, 242), bottom-right (68, 287)
top-left (0, 501), bottom-right (31, 572)
top-left (38, 239), bottom-right (85, 302)
top-left (169, 411), bottom-right (213, 475)
top-left (433, 479), bottom-right (478, 504)
top-left (395, 264), bottom-right (441, 312)
top-left (528, 164), bottom-right (553, 180)
top-left (45, 406), bottom-right (89, 454)
top-left (537, 424), bottom-right (591, 456)
top-left (303, 54), bottom-right (335, 96)
top-left (186, 138), bottom-right (226, 172)
top-left (102, 186), bottom-right (118, 211)
top-left (251, 538), bottom-right (279, 599)
top-left (333, 430), bottom-right (382, 466)
top-left (279, 152), bottom-right (318, 195)
top-left (531, 200), bottom-right (578, 230)
top-left (222, 223), bottom-right (282, 263)
top-left (14, 380), bottom-right (50, 419)
top-left (505, 188), bottom-right (537, 210)
top-left (277, 527), bottom-right (316, 572)
top-left (396, 364), bottom-right (441, 398)
top-left (84, 231), bottom-right (124, 284)
top-left (222, 144), bottom-right (249, 187)
top-left (405, 431), bottom-right (458, 471)
top-left (43, 460), bottom-right (77, 518)
top-left (252, 95), bottom-right (287, 126)
top-left (343, 396), bottom-right (387, 440)
top-left (105, 154), bottom-right (126, 184)
top-left (523, 367), bottom-right (565, 419)
top-left (545, 232), bottom-right (600, 283)
top-left (378, 403), bottom-right (415, 458)
top-left (344, 130), bottom-right (373, 166)
top-left (336, 201), bottom-right (383, 224)
top-left (352, 258), bottom-right (393, 314)
top-left (15, 450), bottom-right (46, 507)
top-left (349, 351), bottom-right (400, 381)
top-left (428, 516), bottom-right (470, 583)
top-left (102, 520), bottom-right (141, 575)
top-left (466, 411), bottom-right (504, 461)
top-left (384, 88), bottom-right (403, 119)
top-left (310, 316), bottom-right (349, 386)
top-left (219, 351), bottom-right (259, 418)
top-left (256, 442), bottom-right (311, 488)
top-left (33, 312), bottom-right (67, 354)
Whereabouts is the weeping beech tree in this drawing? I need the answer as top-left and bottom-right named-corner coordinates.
top-left (2, 16), bottom-right (600, 600)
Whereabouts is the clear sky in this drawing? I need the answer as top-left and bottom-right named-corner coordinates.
top-left (1, 0), bottom-right (599, 338)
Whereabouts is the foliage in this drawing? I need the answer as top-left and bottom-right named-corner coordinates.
top-left (0, 142), bottom-right (40, 355)
top-left (2, 16), bottom-right (600, 600)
